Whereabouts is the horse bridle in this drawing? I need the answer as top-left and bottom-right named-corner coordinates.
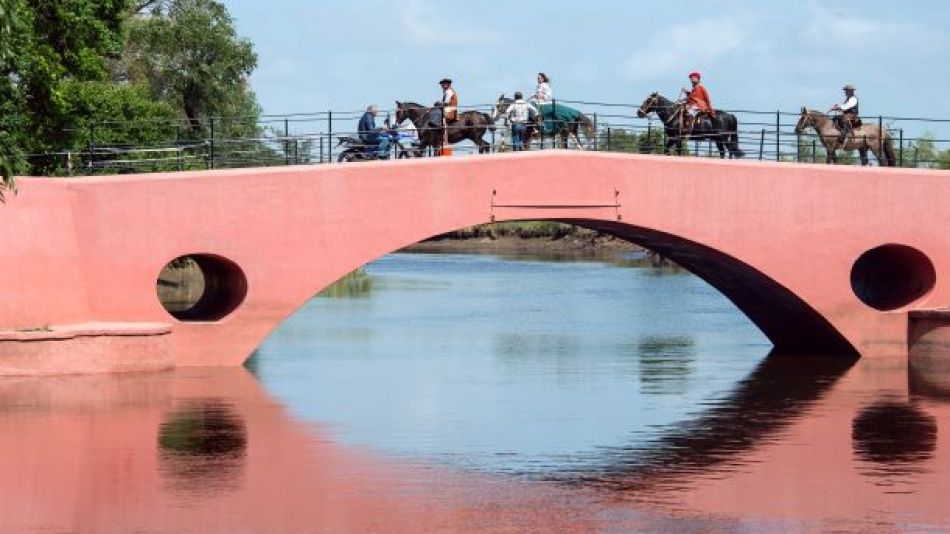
top-left (638, 94), bottom-right (659, 118)
top-left (796, 110), bottom-right (815, 132)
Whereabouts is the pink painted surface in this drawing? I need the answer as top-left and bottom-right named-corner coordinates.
top-left (1, 152), bottom-right (948, 369)
top-left (0, 323), bottom-right (172, 375)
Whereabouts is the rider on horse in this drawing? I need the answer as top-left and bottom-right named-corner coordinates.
top-left (439, 78), bottom-right (459, 124)
top-left (683, 71), bottom-right (715, 133)
top-left (829, 84), bottom-right (860, 146)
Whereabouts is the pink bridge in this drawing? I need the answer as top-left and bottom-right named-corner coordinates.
top-left (1, 151), bottom-right (948, 375)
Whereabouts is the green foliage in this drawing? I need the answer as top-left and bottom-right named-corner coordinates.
top-left (900, 133), bottom-right (950, 169)
top-left (0, 0), bottom-right (16, 197)
top-left (120, 0), bottom-right (258, 137)
top-left (600, 127), bottom-right (666, 154)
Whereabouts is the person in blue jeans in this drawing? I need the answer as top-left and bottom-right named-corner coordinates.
top-left (358, 105), bottom-right (390, 159)
top-left (505, 92), bottom-right (538, 151)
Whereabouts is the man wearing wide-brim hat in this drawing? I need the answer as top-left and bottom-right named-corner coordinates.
top-left (830, 84), bottom-right (860, 145)
top-left (439, 78), bottom-right (458, 123)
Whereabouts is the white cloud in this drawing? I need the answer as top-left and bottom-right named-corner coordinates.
top-left (801, 2), bottom-right (945, 50)
top-left (400, 0), bottom-right (499, 45)
top-left (622, 18), bottom-right (745, 81)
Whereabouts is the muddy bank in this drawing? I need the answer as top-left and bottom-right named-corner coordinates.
top-left (402, 234), bottom-right (642, 257)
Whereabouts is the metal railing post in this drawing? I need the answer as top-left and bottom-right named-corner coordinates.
top-left (327, 111), bottom-right (333, 162)
top-left (775, 110), bottom-right (780, 161)
top-left (877, 115), bottom-right (883, 163)
top-left (88, 121), bottom-right (96, 173)
top-left (209, 117), bottom-right (215, 170)
top-left (284, 118), bottom-right (290, 165)
top-left (759, 129), bottom-right (765, 161)
top-left (593, 113), bottom-right (599, 150)
top-left (606, 127), bottom-right (612, 151)
top-left (812, 139), bottom-right (817, 163)
top-left (319, 136), bottom-right (324, 163)
top-left (899, 128), bottom-right (904, 167)
top-left (796, 133), bottom-right (801, 162)
top-left (551, 98), bottom-right (557, 149)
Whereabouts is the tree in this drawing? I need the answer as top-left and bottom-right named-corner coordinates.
top-left (901, 133), bottom-right (950, 170)
top-left (119, 0), bottom-right (258, 137)
top-left (0, 0), bottom-right (16, 199)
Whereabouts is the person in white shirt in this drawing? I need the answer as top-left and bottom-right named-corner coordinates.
top-left (829, 84), bottom-right (860, 144)
top-left (505, 92), bottom-right (539, 151)
top-left (534, 72), bottom-right (552, 105)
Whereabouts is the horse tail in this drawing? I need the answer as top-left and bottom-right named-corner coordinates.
top-left (883, 133), bottom-right (897, 167)
top-left (481, 111), bottom-right (496, 131)
top-left (724, 113), bottom-right (745, 158)
top-left (579, 114), bottom-right (596, 148)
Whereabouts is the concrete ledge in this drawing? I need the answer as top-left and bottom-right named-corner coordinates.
top-left (909, 308), bottom-right (950, 320)
top-left (0, 322), bottom-right (171, 342)
top-left (0, 322), bottom-right (173, 376)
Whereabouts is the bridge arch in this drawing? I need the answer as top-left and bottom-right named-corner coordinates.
top-left (253, 217), bottom-right (857, 361)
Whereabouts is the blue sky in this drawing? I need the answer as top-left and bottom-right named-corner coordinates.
top-left (227, 0), bottom-right (948, 126)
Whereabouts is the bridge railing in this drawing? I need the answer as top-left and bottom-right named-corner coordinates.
top-left (25, 100), bottom-right (950, 175)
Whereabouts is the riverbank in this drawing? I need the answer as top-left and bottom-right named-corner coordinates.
top-left (401, 222), bottom-right (660, 262)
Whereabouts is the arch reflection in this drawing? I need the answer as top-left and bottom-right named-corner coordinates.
top-left (572, 353), bottom-right (857, 492)
top-left (157, 398), bottom-right (248, 497)
top-left (852, 401), bottom-right (937, 478)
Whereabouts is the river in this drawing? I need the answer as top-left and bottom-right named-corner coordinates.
top-left (1, 251), bottom-right (947, 532)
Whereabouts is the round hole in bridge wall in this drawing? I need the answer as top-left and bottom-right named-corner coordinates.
top-left (850, 244), bottom-right (936, 311)
top-left (156, 254), bottom-right (247, 321)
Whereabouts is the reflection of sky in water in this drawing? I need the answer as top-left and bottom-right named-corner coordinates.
top-left (255, 252), bottom-right (772, 473)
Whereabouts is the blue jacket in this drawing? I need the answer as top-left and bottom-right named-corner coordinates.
top-left (358, 112), bottom-right (380, 144)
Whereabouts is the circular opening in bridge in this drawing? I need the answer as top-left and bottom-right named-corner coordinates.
top-left (156, 254), bottom-right (247, 321)
top-left (850, 244), bottom-right (936, 311)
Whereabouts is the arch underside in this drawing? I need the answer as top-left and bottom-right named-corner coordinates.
top-left (556, 219), bottom-right (859, 356)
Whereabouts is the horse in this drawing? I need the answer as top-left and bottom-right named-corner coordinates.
top-left (794, 108), bottom-right (895, 166)
top-left (394, 101), bottom-right (495, 154)
top-left (636, 92), bottom-right (744, 159)
top-left (493, 95), bottom-right (595, 150)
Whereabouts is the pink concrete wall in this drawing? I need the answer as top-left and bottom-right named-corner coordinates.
top-left (2, 152), bottom-right (948, 368)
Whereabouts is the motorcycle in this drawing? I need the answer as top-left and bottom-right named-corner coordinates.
top-left (336, 129), bottom-right (422, 163)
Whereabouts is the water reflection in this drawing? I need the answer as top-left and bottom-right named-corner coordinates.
top-left (158, 399), bottom-right (247, 497)
top-left (637, 336), bottom-right (695, 395)
top-left (577, 353), bottom-right (857, 493)
top-left (909, 356), bottom-right (950, 402)
top-left (852, 401), bottom-right (937, 480)
top-left (318, 268), bottom-right (373, 298)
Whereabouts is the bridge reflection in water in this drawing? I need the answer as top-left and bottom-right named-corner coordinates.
top-left (0, 350), bottom-right (945, 531)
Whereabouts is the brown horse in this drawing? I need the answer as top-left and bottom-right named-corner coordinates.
top-left (395, 101), bottom-right (495, 154)
top-left (794, 108), bottom-right (896, 166)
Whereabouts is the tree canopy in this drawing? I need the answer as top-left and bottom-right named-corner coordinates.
top-left (119, 0), bottom-right (259, 137)
top-left (0, 0), bottom-right (263, 177)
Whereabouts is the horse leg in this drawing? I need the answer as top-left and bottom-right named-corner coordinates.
top-left (716, 140), bottom-right (726, 159)
top-left (859, 147), bottom-right (868, 166)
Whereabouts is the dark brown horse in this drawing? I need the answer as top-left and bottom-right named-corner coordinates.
top-left (637, 92), bottom-right (744, 158)
top-left (395, 101), bottom-right (495, 154)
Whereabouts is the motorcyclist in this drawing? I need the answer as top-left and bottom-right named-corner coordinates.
top-left (357, 104), bottom-right (390, 159)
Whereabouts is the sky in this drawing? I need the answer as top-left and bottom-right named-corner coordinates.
top-left (226, 0), bottom-right (949, 133)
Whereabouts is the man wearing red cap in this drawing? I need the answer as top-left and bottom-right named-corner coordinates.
top-left (683, 71), bottom-right (715, 132)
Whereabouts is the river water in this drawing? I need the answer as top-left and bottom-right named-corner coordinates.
top-left (1, 251), bottom-right (948, 532)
